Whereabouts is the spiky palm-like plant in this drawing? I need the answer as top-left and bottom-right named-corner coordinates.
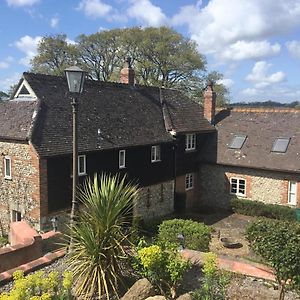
top-left (66, 173), bottom-right (139, 300)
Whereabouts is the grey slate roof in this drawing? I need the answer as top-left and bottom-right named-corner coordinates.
top-left (0, 99), bottom-right (37, 141)
top-left (201, 108), bottom-right (300, 174)
top-left (3, 72), bottom-right (213, 156)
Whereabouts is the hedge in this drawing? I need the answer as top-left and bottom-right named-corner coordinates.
top-left (231, 198), bottom-right (297, 221)
top-left (157, 219), bottom-right (212, 251)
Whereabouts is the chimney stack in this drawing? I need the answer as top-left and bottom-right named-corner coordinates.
top-left (203, 80), bottom-right (216, 123)
top-left (120, 57), bottom-right (135, 85)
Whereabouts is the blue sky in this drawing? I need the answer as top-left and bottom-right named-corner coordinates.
top-left (1, 0), bottom-right (300, 103)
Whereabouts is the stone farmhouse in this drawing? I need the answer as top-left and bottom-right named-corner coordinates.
top-left (199, 106), bottom-right (300, 209)
top-left (0, 61), bottom-right (299, 234)
top-left (0, 63), bottom-right (214, 232)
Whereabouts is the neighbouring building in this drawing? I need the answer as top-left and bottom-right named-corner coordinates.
top-left (199, 105), bottom-right (300, 209)
top-left (0, 61), bottom-right (214, 233)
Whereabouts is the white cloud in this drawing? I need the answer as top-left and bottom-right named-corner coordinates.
top-left (286, 40), bottom-right (300, 59)
top-left (50, 17), bottom-right (59, 28)
top-left (6, 0), bottom-right (39, 7)
top-left (127, 0), bottom-right (167, 26)
top-left (172, 0), bottom-right (300, 60)
top-left (0, 56), bottom-right (13, 69)
top-left (245, 61), bottom-right (285, 89)
top-left (217, 78), bottom-right (234, 88)
top-left (77, 0), bottom-right (112, 18)
top-left (220, 40), bottom-right (281, 61)
top-left (0, 72), bottom-right (21, 93)
top-left (14, 35), bottom-right (42, 66)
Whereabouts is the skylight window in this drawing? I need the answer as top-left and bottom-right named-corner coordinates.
top-left (229, 135), bottom-right (247, 149)
top-left (272, 138), bottom-right (290, 153)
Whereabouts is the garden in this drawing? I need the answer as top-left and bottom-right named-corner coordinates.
top-left (0, 175), bottom-right (300, 300)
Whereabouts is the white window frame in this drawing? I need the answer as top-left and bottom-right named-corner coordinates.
top-left (185, 173), bottom-right (194, 190)
top-left (78, 155), bottom-right (86, 176)
top-left (288, 181), bottom-right (297, 205)
top-left (4, 156), bottom-right (12, 179)
top-left (185, 133), bottom-right (196, 151)
top-left (151, 145), bottom-right (161, 162)
top-left (119, 150), bottom-right (126, 169)
top-left (230, 177), bottom-right (246, 197)
top-left (11, 210), bottom-right (21, 222)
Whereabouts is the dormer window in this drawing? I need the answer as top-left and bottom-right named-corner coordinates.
top-left (151, 145), bottom-right (161, 162)
top-left (229, 135), bottom-right (247, 149)
top-left (272, 137), bottom-right (290, 153)
top-left (185, 133), bottom-right (196, 151)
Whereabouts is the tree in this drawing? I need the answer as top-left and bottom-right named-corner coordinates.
top-left (31, 34), bottom-right (79, 76)
top-left (246, 219), bottom-right (300, 300)
top-left (30, 27), bottom-right (230, 105)
top-left (67, 173), bottom-right (139, 300)
top-left (0, 91), bottom-right (9, 101)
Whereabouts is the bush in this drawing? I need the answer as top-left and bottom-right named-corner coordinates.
top-left (246, 218), bottom-right (300, 300)
top-left (0, 270), bottom-right (73, 299)
top-left (0, 236), bottom-right (8, 247)
top-left (231, 198), bottom-right (296, 221)
top-left (157, 219), bottom-right (211, 251)
top-left (192, 253), bottom-right (230, 300)
top-left (133, 244), bottom-right (190, 298)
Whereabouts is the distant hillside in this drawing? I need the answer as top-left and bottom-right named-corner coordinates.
top-left (231, 100), bottom-right (300, 109)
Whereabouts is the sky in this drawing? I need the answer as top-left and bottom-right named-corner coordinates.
top-left (1, 0), bottom-right (300, 103)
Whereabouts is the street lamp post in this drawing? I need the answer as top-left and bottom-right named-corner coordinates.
top-left (64, 66), bottom-right (85, 246)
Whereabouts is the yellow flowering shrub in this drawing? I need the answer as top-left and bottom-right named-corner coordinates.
top-left (0, 270), bottom-right (73, 299)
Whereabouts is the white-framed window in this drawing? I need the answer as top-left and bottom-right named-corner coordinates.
top-left (185, 133), bottom-right (196, 151)
top-left (230, 178), bottom-right (246, 197)
top-left (185, 173), bottom-right (194, 190)
top-left (78, 155), bottom-right (86, 176)
top-left (288, 181), bottom-right (297, 205)
top-left (4, 156), bottom-right (12, 179)
top-left (119, 150), bottom-right (126, 169)
top-left (11, 210), bottom-right (21, 222)
top-left (151, 145), bottom-right (161, 162)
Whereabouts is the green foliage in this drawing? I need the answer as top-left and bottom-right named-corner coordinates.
top-left (66, 173), bottom-right (139, 300)
top-left (0, 91), bottom-right (9, 101)
top-left (0, 235), bottom-right (8, 247)
top-left (30, 27), bottom-right (230, 105)
top-left (192, 253), bottom-right (230, 300)
top-left (246, 218), bottom-right (300, 298)
top-left (231, 198), bottom-right (297, 221)
top-left (0, 270), bottom-right (73, 300)
top-left (157, 219), bottom-right (212, 251)
top-left (133, 244), bottom-right (190, 298)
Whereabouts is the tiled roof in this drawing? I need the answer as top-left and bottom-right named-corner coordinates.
top-left (0, 99), bottom-right (37, 141)
top-left (14, 72), bottom-right (214, 156)
top-left (201, 108), bottom-right (300, 173)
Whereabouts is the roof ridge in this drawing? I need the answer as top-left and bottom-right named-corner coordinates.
top-left (217, 107), bottom-right (299, 113)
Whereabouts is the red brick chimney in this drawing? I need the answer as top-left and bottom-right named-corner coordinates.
top-left (120, 57), bottom-right (135, 85)
top-left (203, 80), bottom-right (216, 123)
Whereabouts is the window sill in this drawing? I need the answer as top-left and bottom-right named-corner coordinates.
top-left (78, 173), bottom-right (87, 177)
top-left (186, 187), bottom-right (194, 191)
top-left (185, 149), bottom-right (196, 153)
top-left (119, 166), bottom-right (126, 169)
top-left (151, 160), bottom-right (161, 163)
top-left (4, 176), bottom-right (12, 180)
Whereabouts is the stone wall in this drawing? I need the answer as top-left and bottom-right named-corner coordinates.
top-left (200, 164), bottom-right (300, 209)
top-left (134, 180), bottom-right (174, 220)
top-left (0, 141), bottom-right (43, 234)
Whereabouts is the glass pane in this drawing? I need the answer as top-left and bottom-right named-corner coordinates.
top-left (289, 181), bottom-right (297, 193)
top-left (5, 158), bottom-right (10, 177)
top-left (272, 138), bottom-right (290, 153)
top-left (229, 135), bottom-right (247, 149)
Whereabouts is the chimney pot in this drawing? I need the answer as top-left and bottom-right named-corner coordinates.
top-left (203, 80), bottom-right (216, 123)
top-left (120, 56), bottom-right (135, 85)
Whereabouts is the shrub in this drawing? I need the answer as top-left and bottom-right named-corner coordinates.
top-left (231, 198), bottom-right (296, 221)
top-left (246, 218), bottom-right (300, 300)
top-left (0, 236), bottom-right (8, 247)
top-left (192, 252), bottom-right (230, 300)
top-left (157, 219), bottom-right (211, 251)
top-left (0, 270), bottom-right (73, 299)
top-left (133, 244), bottom-right (190, 298)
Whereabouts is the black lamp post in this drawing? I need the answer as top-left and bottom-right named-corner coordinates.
top-left (64, 66), bottom-right (85, 245)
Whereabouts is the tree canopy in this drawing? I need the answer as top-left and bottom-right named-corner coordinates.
top-left (30, 27), bottom-right (230, 106)
top-left (0, 91), bottom-right (9, 101)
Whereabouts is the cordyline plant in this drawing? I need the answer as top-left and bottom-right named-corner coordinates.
top-left (66, 173), bottom-right (139, 300)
